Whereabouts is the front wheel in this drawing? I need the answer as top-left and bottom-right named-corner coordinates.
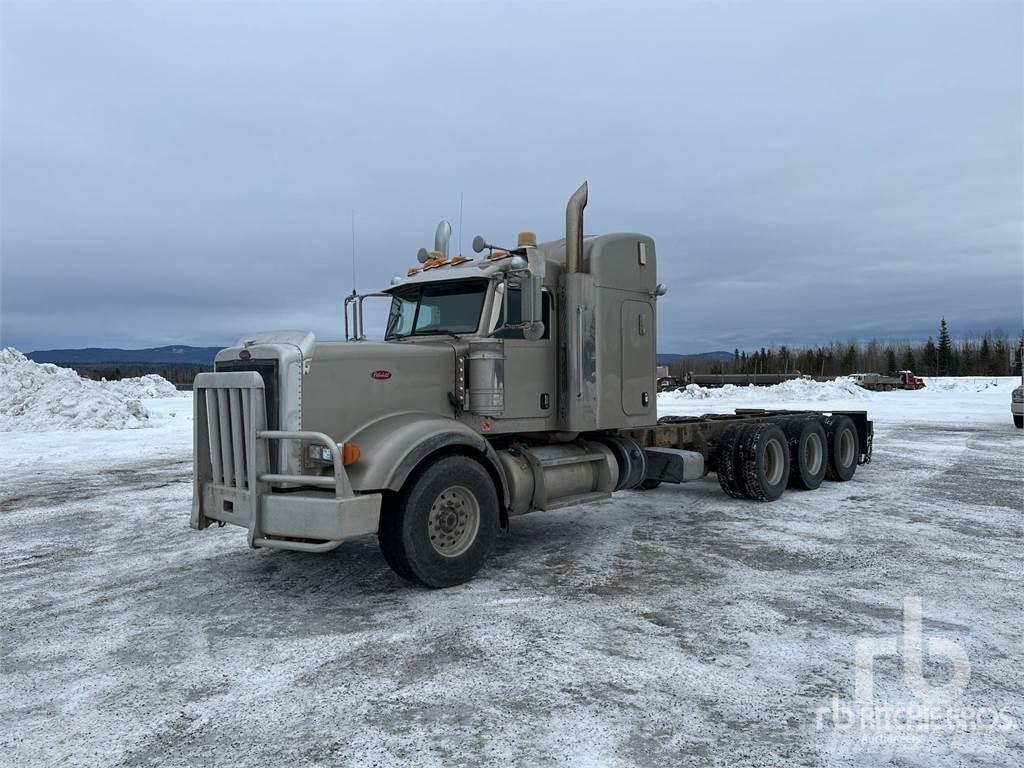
top-left (378, 454), bottom-right (499, 588)
top-left (1014, 414), bottom-right (1023, 428)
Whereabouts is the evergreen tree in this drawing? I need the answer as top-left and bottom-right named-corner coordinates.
top-left (885, 348), bottom-right (897, 374)
top-left (937, 318), bottom-right (952, 375)
top-left (900, 347), bottom-right (915, 372)
top-left (979, 337), bottom-right (992, 375)
top-left (923, 337), bottom-right (937, 376)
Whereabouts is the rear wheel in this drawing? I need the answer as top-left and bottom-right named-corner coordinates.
top-left (737, 423), bottom-right (790, 501)
top-left (824, 415), bottom-right (858, 481)
top-left (715, 425), bottom-right (746, 498)
top-left (377, 454), bottom-right (499, 588)
top-left (784, 419), bottom-right (827, 490)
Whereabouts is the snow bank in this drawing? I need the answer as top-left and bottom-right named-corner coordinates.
top-left (104, 374), bottom-right (180, 400)
top-left (922, 377), bottom-right (1009, 393)
top-left (0, 348), bottom-right (176, 432)
top-left (661, 376), bottom-right (869, 402)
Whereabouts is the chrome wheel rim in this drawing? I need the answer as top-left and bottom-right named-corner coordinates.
top-left (805, 433), bottom-right (824, 475)
top-left (839, 430), bottom-right (856, 468)
top-left (428, 485), bottom-right (480, 557)
top-left (765, 439), bottom-right (786, 486)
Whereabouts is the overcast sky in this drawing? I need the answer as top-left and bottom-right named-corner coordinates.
top-left (1, 1), bottom-right (1021, 354)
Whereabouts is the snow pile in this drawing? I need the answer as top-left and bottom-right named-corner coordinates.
top-left (922, 377), bottom-right (1008, 393)
top-left (104, 374), bottom-right (180, 400)
top-left (661, 376), bottom-right (870, 402)
top-left (0, 348), bottom-right (164, 432)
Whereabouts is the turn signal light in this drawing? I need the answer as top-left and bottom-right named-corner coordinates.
top-left (488, 250), bottom-right (508, 260)
top-left (342, 443), bottom-right (361, 466)
top-left (450, 255), bottom-right (470, 265)
top-left (407, 267), bottom-right (420, 276)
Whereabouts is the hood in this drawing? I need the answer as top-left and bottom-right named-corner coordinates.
top-left (301, 341), bottom-right (456, 442)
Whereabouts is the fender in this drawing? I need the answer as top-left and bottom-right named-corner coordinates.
top-left (341, 411), bottom-right (510, 508)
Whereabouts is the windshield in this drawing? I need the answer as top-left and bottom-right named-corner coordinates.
top-left (385, 279), bottom-right (488, 339)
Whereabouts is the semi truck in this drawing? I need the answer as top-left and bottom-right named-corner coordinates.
top-left (190, 183), bottom-right (873, 588)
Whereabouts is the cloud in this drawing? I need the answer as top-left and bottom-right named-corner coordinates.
top-left (1, 1), bottom-right (1021, 352)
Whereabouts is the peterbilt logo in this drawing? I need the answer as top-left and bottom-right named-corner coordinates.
top-left (370, 370), bottom-right (392, 380)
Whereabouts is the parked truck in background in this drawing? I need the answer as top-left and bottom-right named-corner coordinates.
top-left (849, 370), bottom-right (925, 391)
top-left (191, 183), bottom-right (873, 587)
top-left (1012, 341), bottom-right (1023, 428)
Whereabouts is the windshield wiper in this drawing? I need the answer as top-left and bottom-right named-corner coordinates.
top-left (414, 330), bottom-right (462, 339)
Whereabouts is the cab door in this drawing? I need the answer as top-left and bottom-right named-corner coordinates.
top-left (621, 300), bottom-right (654, 416)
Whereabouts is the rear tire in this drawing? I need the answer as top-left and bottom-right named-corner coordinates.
top-left (784, 419), bottom-right (827, 490)
top-left (737, 423), bottom-right (790, 501)
top-left (824, 415), bottom-right (858, 481)
top-left (377, 454), bottom-right (499, 588)
top-left (716, 425), bottom-right (746, 498)
top-left (1014, 414), bottom-right (1023, 428)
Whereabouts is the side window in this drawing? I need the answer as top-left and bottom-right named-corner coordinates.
top-left (495, 288), bottom-right (551, 340)
top-left (540, 290), bottom-right (551, 340)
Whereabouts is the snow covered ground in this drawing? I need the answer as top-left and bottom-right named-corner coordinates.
top-left (1, 377), bottom-right (1021, 767)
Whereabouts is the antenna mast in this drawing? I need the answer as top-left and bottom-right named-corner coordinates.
top-left (350, 208), bottom-right (357, 292)
top-left (458, 192), bottom-right (464, 257)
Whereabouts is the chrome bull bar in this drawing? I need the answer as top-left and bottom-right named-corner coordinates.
top-left (191, 371), bottom-right (380, 553)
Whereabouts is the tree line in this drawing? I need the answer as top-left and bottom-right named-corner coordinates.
top-left (673, 320), bottom-right (1024, 378)
top-left (75, 363), bottom-right (209, 388)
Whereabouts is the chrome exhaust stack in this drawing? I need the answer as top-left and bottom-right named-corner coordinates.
top-left (565, 181), bottom-right (588, 273)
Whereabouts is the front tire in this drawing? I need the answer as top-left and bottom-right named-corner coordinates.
top-left (378, 454), bottom-right (499, 588)
top-left (1014, 414), bottom-right (1023, 428)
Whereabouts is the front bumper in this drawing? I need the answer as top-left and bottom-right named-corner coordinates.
top-left (191, 372), bottom-right (381, 553)
top-left (1012, 400), bottom-right (1024, 416)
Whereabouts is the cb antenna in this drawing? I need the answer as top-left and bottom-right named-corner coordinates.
top-left (350, 208), bottom-right (357, 292)
top-left (458, 191), bottom-right (464, 257)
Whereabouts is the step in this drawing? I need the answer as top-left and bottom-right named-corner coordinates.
top-left (541, 491), bottom-right (611, 511)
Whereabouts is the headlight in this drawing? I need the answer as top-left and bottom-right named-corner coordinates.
top-left (307, 442), bottom-right (361, 466)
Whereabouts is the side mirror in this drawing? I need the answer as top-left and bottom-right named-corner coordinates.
top-left (472, 235), bottom-right (487, 254)
top-left (522, 247), bottom-right (546, 334)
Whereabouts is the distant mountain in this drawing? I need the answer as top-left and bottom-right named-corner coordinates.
top-left (657, 351), bottom-right (734, 364)
top-left (28, 345), bottom-right (221, 365)
top-left (28, 344), bottom-right (731, 367)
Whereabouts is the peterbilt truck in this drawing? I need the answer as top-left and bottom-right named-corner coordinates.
top-left (191, 183), bottom-right (873, 587)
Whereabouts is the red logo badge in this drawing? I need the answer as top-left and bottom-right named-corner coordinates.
top-left (371, 370), bottom-right (392, 380)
